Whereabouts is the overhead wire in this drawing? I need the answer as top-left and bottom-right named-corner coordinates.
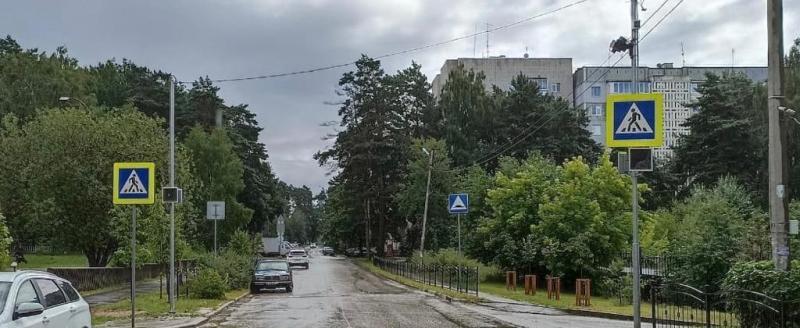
top-left (177, 0), bottom-right (593, 84)
top-left (469, 0), bottom-right (686, 166)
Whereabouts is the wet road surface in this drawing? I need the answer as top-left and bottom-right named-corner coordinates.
top-left (200, 251), bottom-right (505, 328)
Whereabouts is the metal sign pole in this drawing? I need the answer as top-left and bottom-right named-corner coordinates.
top-left (131, 207), bottom-right (137, 328)
top-left (457, 214), bottom-right (462, 256)
top-left (168, 77), bottom-right (176, 314)
top-left (214, 219), bottom-right (218, 256)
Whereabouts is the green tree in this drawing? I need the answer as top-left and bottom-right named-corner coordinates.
top-left (0, 107), bottom-right (168, 266)
top-left (184, 127), bottom-right (253, 249)
top-left (0, 211), bottom-right (12, 269)
top-left (474, 154), bottom-right (560, 268)
top-left (534, 155), bottom-right (631, 279)
top-left (394, 138), bottom-right (456, 252)
top-left (668, 178), bottom-right (754, 288)
top-left (0, 36), bottom-right (91, 121)
top-left (672, 73), bottom-right (767, 201)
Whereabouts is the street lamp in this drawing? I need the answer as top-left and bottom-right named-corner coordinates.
top-left (778, 106), bottom-right (800, 126)
top-left (419, 147), bottom-right (433, 262)
top-left (58, 96), bottom-right (88, 108)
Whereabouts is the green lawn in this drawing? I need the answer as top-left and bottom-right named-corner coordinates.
top-left (19, 254), bottom-right (88, 269)
top-left (480, 281), bottom-right (650, 317)
top-left (91, 289), bottom-right (247, 325)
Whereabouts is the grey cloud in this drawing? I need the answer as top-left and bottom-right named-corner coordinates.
top-left (2, 0), bottom-right (798, 191)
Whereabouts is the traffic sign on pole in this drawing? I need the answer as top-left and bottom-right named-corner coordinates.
top-left (605, 93), bottom-right (664, 148)
top-left (113, 162), bottom-right (156, 205)
top-left (448, 193), bottom-right (469, 214)
top-left (112, 162), bottom-right (156, 328)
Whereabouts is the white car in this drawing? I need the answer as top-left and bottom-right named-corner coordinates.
top-left (0, 271), bottom-right (91, 328)
top-left (286, 250), bottom-right (309, 269)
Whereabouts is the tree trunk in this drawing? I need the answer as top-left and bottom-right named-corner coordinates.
top-left (85, 246), bottom-right (111, 267)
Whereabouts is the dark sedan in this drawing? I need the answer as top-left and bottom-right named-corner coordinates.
top-left (251, 260), bottom-right (293, 293)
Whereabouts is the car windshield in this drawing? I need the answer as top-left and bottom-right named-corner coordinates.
top-left (0, 282), bottom-right (10, 315)
top-left (289, 251), bottom-right (305, 256)
top-left (256, 262), bottom-right (288, 271)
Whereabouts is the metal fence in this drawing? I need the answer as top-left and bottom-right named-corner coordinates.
top-left (372, 257), bottom-right (479, 297)
top-left (649, 281), bottom-right (800, 328)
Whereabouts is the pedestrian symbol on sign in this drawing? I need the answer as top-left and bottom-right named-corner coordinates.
top-left (616, 103), bottom-right (653, 134)
top-left (121, 170), bottom-right (146, 194)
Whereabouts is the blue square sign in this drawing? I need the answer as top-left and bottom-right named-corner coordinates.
top-left (448, 193), bottom-right (468, 214)
top-left (113, 162), bottom-right (155, 205)
top-left (605, 93), bottom-right (664, 148)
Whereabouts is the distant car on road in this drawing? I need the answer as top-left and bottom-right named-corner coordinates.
top-left (251, 260), bottom-right (293, 293)
top-left (0, 271), bottom-right (91, 328)
top-left (322, 247), bottom-right (335, 256)
top-left (310, 243), bottom-right (317, 249)
top-left (287, 249), bottom-right (309, 269)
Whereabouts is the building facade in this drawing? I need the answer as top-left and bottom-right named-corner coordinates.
top-left (573, 64), bottom-right (767, 157)
top-left (431, 57), bottom-right (574, 101)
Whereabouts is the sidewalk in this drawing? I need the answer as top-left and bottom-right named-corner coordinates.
top-left (462, 293), bottom-right (632, 328)
top-left (97, 316), bottom-right (206, 328)
top-left (85, 279), bottom-right (162, 306)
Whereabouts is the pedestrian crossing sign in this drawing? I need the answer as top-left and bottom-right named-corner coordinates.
top-left (113, 162), bottom-right (155, 205)
top-left (606, 93), bottom-right (664, 148)
top-left (448, 193), bottom-right (469, 214)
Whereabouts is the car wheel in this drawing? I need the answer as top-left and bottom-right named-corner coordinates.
top-left (286, 285), bottom-right (293, 293)
top-left (250, 285), bottom-right (260, 294)
top-left (305, 264), bottom-right (309, 269)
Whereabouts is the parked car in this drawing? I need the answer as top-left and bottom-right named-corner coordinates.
top-left (251, 260), bottom-right (293, 293)
top-left (0, 271), bottom-right (91, 328)
top-left (322, 247), bottom-right (335, 256)
top-left (344, 247), bottom-right (367, 257)
top-left (309, 243), bottom-right (317, 249)
top-left (287, 249), bottom-right (309, 269)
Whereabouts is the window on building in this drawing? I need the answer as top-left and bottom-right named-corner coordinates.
top-left (551, 83), bottom-right (561, 93)
top-left (591, 86), bottom-right (601, 97)
top-left (529, 78), bottom-right (548, 91)
top-left (691, 82), bottom-right (701, 93)
top-left (592, 125), bottom-right (602, 136)
top-left (592, 104), bottom-right (603, 116)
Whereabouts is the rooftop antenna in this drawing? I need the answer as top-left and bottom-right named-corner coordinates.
top-left (473, 23), bottom-right (478, 57)
top-left (524, 46), bottom-right (530, 58)
top-left (731, 48), bottom-right (735, 70)
top-left (485, 22), bottom-right (491, 58)
top-left (681, 42), bottom-right (685, 67)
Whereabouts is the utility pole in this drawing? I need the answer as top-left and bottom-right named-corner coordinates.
top-left (420, 148), bottom-right (434, 260)
top-left (630, 1), bottom-right (642, 327)
top-left (168, 77), bottom-right (177, 314)
top-left (767, 0), bottom-right (791, 271)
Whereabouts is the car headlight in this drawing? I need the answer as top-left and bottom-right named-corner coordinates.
top-left (280, 275), bottom-right (290, 281)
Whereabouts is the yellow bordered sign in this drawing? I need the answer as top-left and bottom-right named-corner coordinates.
top-left (605, 93), bottom-right (664, 148)
top-left (113, 162), bottom-right (155, 205)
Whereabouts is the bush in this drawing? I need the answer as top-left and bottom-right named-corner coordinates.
top-left (722, 260), bottom-right (800, 327)
top-left (191, 268), bottom-right (227, 299)
top-left (0, 212), bottom-right (11, 269)
top-left (226, 229), bottom-right (258, 256)
top-left (410, 248), bottom-right (501, 282)
top-left (205, 250), bottom-right (253, 290)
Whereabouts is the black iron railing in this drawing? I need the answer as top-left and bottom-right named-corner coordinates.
top-left (649, 281), bottom-right (800, 328)
top-left (372, 257), bottom-right (479, 297)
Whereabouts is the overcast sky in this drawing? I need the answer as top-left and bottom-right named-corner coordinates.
top-left (2, 0), bottom-right (798, 191)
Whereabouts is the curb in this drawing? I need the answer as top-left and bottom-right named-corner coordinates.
top-left (180, 291), bottom-right (251, 328)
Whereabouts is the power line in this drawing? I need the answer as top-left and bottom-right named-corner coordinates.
top-left (641, 0), bottom-right (671, 27)
top-left (178, 0), bottom-right (593, 84)
top-left (641, 0), bottom-right (685, 41)
top-left (470, 53), bottom-right (617, 164)
top-left (468, 0), bottom-right (684, 165)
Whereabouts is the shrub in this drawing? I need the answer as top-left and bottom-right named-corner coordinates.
top-left (0, 212), bottom-right (11, 268)
top-left (207, 250), bottom-right (253, 290)
top-left (722, 260), bottom-right (800, 327)
top-left (191, 268), bottom-right (227, 299)
top-left (410, 248), bottom-right (501, 282)
top-left (226, 229), bottom-right (258, 256)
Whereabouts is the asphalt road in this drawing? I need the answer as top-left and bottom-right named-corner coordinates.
top-left (199, 251), bottom-right (507, 328)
